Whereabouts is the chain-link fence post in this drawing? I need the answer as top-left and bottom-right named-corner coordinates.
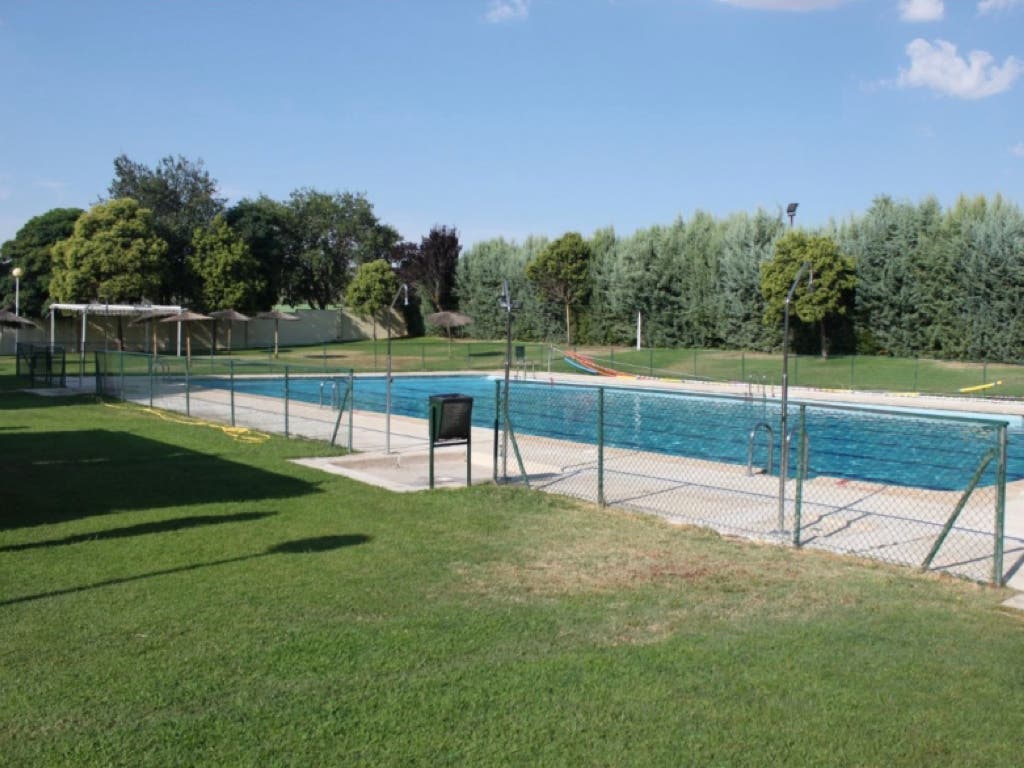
top-left (229, 358), bottom-right (236, 427)
top-left (148, 355), bottom-right (154, 408)
top-left (793, 404), bottom-right (808, 547)
top-left (185, 361), bottom-right (191, 417)
top-left (597, 386), bottom-right (605, 507)
top-left (492, 379), bottom-right (500, 483)
top-left (994, 424), bottom-right (1007, 585)
top-left (284, 365), bottom-right (290, 438)
top-left (119, 351), bottom-right (125, 399)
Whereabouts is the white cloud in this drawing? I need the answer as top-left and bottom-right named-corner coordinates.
top-left (899, 0), bottom-right (944, 21)
top-left (485, 0), bottom-right (530, 23)
top-left (896, 38), bottom-right (1024, 98)
top-left (1012, 143), bottom-right (1024, 158)
top-left (715, 0), bottom-right (850, 8)
top-left (979, 0), bottom-right (1023, 14)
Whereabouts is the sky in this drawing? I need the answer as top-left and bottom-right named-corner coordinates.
top-left (1, 0), bottom-right (1022, 251)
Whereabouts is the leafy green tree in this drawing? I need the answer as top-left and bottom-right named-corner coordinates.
top-left (284, 189), bottom-right (400, 309)
top-left (345, 259), bottom-right (399, 340)
top-left (189, 215), bottom-right (266, 313)
top-left (50, 198), bottom-right (168, 348)
top-left (0, 207), bottom-right (83, 316)
top-left (224, 196), bottom-right (294, 310)
top-left (107, 154), bottom-right (225, 304)
top-left (526, 232), bottom-right (592, 345)
top-left (761, 231), bottom-right (855, 358)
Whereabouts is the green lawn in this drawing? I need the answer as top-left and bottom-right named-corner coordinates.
top-left (2, 388), bottom-right (1023, 766)
top-left (38, 337), bottom-right (1024, 398)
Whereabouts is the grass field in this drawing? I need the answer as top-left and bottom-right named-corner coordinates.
top-left (35, 337), bottom-right (1024, 398)
top-left (2, 385), bottom-right (1024, 765)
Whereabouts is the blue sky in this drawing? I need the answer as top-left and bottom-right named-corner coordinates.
top-left (1, 0), bottom-right (1022, 250)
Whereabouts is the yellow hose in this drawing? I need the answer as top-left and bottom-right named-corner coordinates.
top-left (103, 401), bottom-right (271, 444)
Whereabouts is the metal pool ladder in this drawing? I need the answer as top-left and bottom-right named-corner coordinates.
top-left (748, 422), bottom-right (774, 476)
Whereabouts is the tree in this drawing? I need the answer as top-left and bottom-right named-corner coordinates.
top-left (284, 189), bottom-right (400, 309)
top-left (50, 199), bottom-right (167, 309)
top-left (345, 259), bottom-right (399, 340)
top-left (0, 207), bottom-right (83, 316)
top-left (224, 196), bottom-right (294, 310)
top-left (189, 215), bottom-right (266, 312)
top-left (761, 231), bottom-right (856, 358)
top-left (107, 154), bottom-right (225, 304)
top-left (525, 232), bottom-right (592, 345)
top-left (399, 225), bottom-right (461, 313)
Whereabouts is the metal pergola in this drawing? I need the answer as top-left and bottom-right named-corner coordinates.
top-left (48, 303), bottom-right (184, 356)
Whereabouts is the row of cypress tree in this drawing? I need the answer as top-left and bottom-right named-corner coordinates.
top-left (454, 194), bottom-right (1024, 362)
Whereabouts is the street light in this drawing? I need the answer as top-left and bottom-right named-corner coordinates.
top-left (777, 260), bottom-right (813, 531)
top-left (786, 202), bottom-right (798, 227)
top-left (12, 266), bottom-right (23, 350)
top-left (385, 282), bottom-right (409, 454)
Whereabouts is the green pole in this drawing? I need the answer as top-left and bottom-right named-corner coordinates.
top-left (119, 351), bottom-right (125, 400)
top-left (148, 355), bottom-right (154, 408)
top-left (649, 348), bottom-right (653, 376)
top-left (693, 348), bottom-right (698, 378)
top-left (429, 400), bottom-right (437, 490)
top-left (185, 361), bottom-right (191, 417)
top-left (913, 357), bottom-right (919, 392)
top-left (850, 355), bottom-right (855, 390)
top-left (994, 425), bottom-right (1007, 585)
top-left (348, 370), bottom-right (354, 451)
top-left (493, 380), bottom-right (500, 483)
top-left (741, 350), bottom-right (746, 383)
top-left (230, 359), bottom-right (236, 427)
top-left (793, 404), bottom-right (807, 547)
top-left (284, 366), bottom-right (290, 438)
top-left (597, 387), bottom-right (605, 507)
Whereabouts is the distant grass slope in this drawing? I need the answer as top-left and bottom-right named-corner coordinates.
top-left (2, 389), bottom-right (1023, 766)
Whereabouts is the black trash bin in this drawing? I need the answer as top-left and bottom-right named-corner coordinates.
top-left (428, 394), bottom-right (473, 488)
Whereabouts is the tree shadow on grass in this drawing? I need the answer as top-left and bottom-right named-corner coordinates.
top-left (0, 534), bottom-right (371, 607)
top-left (0, 430), bottom-right (318, 531)
top-left (0, 511), bottom-right (277, 553)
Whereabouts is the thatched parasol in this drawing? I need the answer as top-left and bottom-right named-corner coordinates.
top-left (256, 310), bottom-right (299, 358)
top-left (427, 310), bottom-right (473, 355)
top-left (0, 309), bottom-right (37, 350)
top-left (160, 310), bottom-right (212, 362)
top-left (209, 309), bottom-right (251, 354)
top-left (130, 308), bottom-right (179, 356)
top-left (0, 309), bottom-right (37, 327)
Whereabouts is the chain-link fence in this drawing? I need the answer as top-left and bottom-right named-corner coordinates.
top-left (93, 352), bottom-right (1017, 585)
top-left (496, 381), bottom-right (1015, 586)
top-left (96, 352), bottom-right (357, 447)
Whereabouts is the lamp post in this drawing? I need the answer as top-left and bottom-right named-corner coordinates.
top-left (12, 266), bottom-right (23, 351)
top-left (777, 260), bottom-right (812, 531)
top-left (385, 282), bottom-right (409, 454)
top-left (786, 202), bottom-right (798, 227)
top-left (498, 280), bottom-right (520, 480)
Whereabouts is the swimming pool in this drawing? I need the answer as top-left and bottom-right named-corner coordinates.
top-left (198, 373), bottom-right (1020, 491)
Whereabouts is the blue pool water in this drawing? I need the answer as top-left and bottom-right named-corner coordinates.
top-left (198, 374), bottom-right (1022, 491)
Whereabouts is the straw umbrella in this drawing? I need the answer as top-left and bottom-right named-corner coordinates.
top-left (160, 310), bottom-right (211, 363)
top-left (130, 309), bottom-right (179, 356)
top-left (208, 309), bottom-right (250, 354)
top-left (256, 310), bottom-right (299, 358)
top-left (427, 310), bottom-right (473, 356)
top-left (0, 309), bottom-right (37, 352)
